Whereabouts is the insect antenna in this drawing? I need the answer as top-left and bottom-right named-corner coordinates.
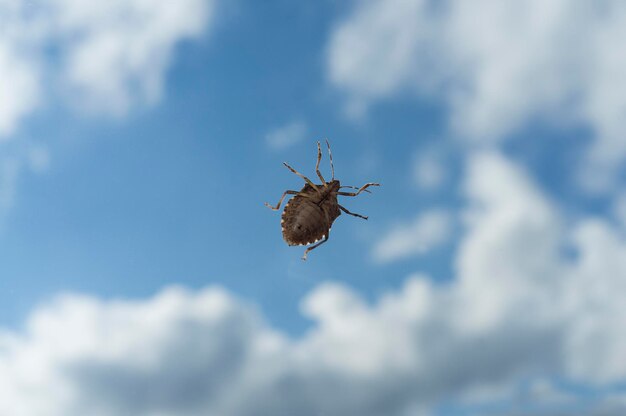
top-left (337, 182), bottom-right (380, 196)
top-left (325, 139), bottom-right (334, 180)
top-left (340, 185), bottom-right (371, 193)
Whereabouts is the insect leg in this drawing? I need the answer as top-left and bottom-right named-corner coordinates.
top-left (315, 141), bottom-right (326, 183)
top-left (339, 204), bottom-right (368, 220)
top-left (264, 190), bottom-right (299, 210)
top-left (325, 139), bottom-right (334, 180)
top-left (301, 234), bottom-right (329, 261)
top-left (337, 182), bottom-right (380, 197)
top-left (283, 162), bottom-right (321, 193)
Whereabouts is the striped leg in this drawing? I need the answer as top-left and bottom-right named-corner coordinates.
top-left (302, 234), bottom-right (329, 261)
top-left (265, 190), bottom-right (299, 210)
top-left (339, 204), bottom-right (368, 220)
top-left (283, 162), bottom-right (321, 193)
top-left (315, 141), bottom-right (326, 183)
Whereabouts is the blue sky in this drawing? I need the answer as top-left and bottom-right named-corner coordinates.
top-left (2, 1), bottom-right (626, 415)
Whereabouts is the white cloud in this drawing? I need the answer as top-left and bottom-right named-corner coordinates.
top-left (46, 0), bottom-right (213, 116)
top-left (0, 0), bottom-right (213, 138)
top-left (265, 119), bottom-right (309, 150)
top-left (0, 286), bottom-right (284, 416)
top-left (327, 0), bottom-right (425, 116)
top-left (372, 209), bottom-right (453, 263)
top-left (2, 152), bottom-right (626, 415)
top-left (327, 0), bottom-right (626, 189)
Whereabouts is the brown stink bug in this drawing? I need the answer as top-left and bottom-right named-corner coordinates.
top-left (265, 140), bottom-right (380, 260)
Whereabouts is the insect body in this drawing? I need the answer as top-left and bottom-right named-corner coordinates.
top-left (281, 181), bottom-right (340, 247)
top-left (265, 140), bottom-right (379, 260)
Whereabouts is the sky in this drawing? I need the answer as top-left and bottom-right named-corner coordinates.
top-left (1, 1), bottom-right (626, 415)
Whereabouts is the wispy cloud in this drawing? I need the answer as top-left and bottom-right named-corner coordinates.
top-left (327, 0), bottom-right (626, 190)
top-left (0, 142), bottom-right (50, 226)
top-left (265, 119), bottom-right (309, 150)
top-left (3, 152), bottom-right (626, 415)
top-left (0, 3), bottom-right (42, 137)
top-left (372, 209), bottom-right (453, 263)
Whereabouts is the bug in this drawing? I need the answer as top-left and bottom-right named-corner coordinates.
top-left (265, 140), bottom-right (380, 260)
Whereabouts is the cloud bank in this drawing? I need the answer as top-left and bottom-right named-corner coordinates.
top-left (2, 152), bottom-right (625, 415)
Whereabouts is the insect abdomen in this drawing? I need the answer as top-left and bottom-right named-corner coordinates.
top-left (282, 197), bottom-right (329, 246)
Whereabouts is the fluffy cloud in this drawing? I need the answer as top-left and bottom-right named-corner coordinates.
top-left (372, 209), bottom-right (453, 263)
top-left (327, 0), bottom-right (626, 189)
top-left (0, 286), bottom-right (278, 416)
top-left (45, 0), bottom-right (212, 115)
top-left (0, 0), bottom-right (213, 138)
top-left (2, 152), bottom-right (626, 415)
